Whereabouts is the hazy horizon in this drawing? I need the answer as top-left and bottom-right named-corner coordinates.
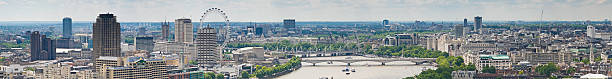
top-left (1, 0), bottom-right (611, 22)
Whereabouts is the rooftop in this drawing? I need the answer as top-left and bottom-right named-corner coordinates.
top-left (479, 55), bottom-right (510, 60)
top-left (580, 74), bottom-right (608, 78)
top-left (97, 56), bottom-right (119, 61)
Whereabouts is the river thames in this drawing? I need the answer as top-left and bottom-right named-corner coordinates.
top-left (275, 56), bottom-right (436, 79)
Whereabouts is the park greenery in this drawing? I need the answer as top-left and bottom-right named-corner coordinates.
top-left (367, 45), bottom-right (449, 58)
top-left (482, 66), bottom-right (497, 73)
top-left (535, 63), bottom-right (559, 76)
top-left (0, 43), bottom-right (28, 48)
top-left (564, 67), bottom-right (576, 75)
top-left (406, 56), bottom-right (477, 79)
top-left (246, 57), bottom-right (301, 78)
top-left (348, 30), bottom-right (451, 40)
top-left (226, 40), bottom-right (357, 52)
top-left (573, 58), bottom-right (591, 64)
top-left (486, 24), bottom-right (588, 28)
top-left (194, 72), bottom-right (225, 79)
top-left (377, 45), bottom-right (476, 79)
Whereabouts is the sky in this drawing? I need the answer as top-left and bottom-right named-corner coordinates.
top-left (0, 0), bottom-right (611, 22)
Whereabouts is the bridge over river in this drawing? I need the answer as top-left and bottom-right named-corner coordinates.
top-left (301, 56), bottom-right (436, 66)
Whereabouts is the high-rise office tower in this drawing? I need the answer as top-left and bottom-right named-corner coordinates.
top-left (93, 14), bottom-right (122, 58)
top-left (42, 36), bottom-right (56, 59)
top-left (283, 19), bottom-right (297, 36)
top-left (63, 17), bottom-right (72, 39)
top-left (464, 18), bottom-right (469, 32)
top-left (463, 18), bottom-right (468, 27)
top-left (283, 19), bottom-right (296, 28)
top-left (175, 19), bottom-right (193, 44)
top-left (30, 31), bottom-right (41, 61)
top-left (454, 25), bottom-right (463, 37)
top-left (195, 27), bottom-right (218, 67)
top-left (161, 21), bottom-right (170, 41)
top-left (587, 25), bottom-right (595, 37)
top-left (30, 31), bottom-right (56, 61)
top-left (474, 16), bottom-right (482, 33)
top-left (383, 19), bottom-right (390, 26)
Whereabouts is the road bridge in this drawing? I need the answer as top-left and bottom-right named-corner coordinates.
top-left (301, 58), bottom-right (436, 66)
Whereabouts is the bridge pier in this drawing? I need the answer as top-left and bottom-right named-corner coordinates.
top-left (381, 62), bottom-right (386, 65)
top-left (347, 63), bottom-right (351, 66)
top-left (312, 63), bottom-right (316, 66)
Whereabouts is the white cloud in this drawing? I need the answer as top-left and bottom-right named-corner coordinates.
top-left (0, 1), bottom-right (7, 5)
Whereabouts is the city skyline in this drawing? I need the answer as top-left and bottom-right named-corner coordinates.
top-left (0, 0), bottom-right (611, 22)
top-left (2, 0), bottom-right (612, 79)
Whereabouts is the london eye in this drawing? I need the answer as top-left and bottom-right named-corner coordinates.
top-left (199, 8), bottom-right (230, 47)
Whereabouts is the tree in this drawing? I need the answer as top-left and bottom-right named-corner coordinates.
top-left (565, 67), bottom-right (575, 74)
top-left (458, 63), bottom-right (476, 71)
top-left (403, 77), bottom-right (415, 79)
top-left (411, 56), bottom-right (465, 79)
top-left (241, 71), bottom-right (249, 78)
top-left (215, 74), bottom-right (225, 79)
top-left (482, 66), bottom-right (496, 73)
top-left (250, 57), bottom-right (301, 78)
top-left (594, 57), bottom-right (603, 62)
top-left (580, 59), bottom-right (590, 64)
top-left (536, 63), bottom-right (559, 76)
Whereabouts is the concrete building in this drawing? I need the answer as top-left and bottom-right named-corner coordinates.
top-left (104, 57), bottom-right (170, 79)
top-left (96, 56), bottom-right (124, 78)
top-left (175, 19), bottom-right (194, 44)
top-left (587, 25), bottom-right (595, 38)
top-left (135, 37), bottom-right (155, 52)
top-left (383, 35), bottom-right (397, 46)
top-left (30, 31), bottom-right (56, 61)
top-left (56, 38), bottom-right (82, 48)
top-left (459, 43), bottom-right (501, 53)
top-left (39, 62), bottom-right (71, 79)
top-left (396, 33), bottom-right (419, 45)
top-left (427, 37), bottom-right (439, 50)
top-left (62, 17), bottom-right (72, 39)
top-left (452, 71), bottom-right (476, 79)
top-left (454, 25), bottom-right (463, 37)
top-left (70, 70), bottom-right (94, 79)
top-left (169, 71), bottom-right (206, 79)
top-left (55, 48), bottom-right (89, 59)
top-left (152, 41), bottom-right (196, 68)
top-left (464, 53), bottom-right (512, 70)
top-left (234, 47), bottom-right (265, 61)
top-left (93, 13), bottom-right (122, 58)
top-left (195, 27), bottom-right (219, 67)
top-left (513, 52), bottom-right (572, 65)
